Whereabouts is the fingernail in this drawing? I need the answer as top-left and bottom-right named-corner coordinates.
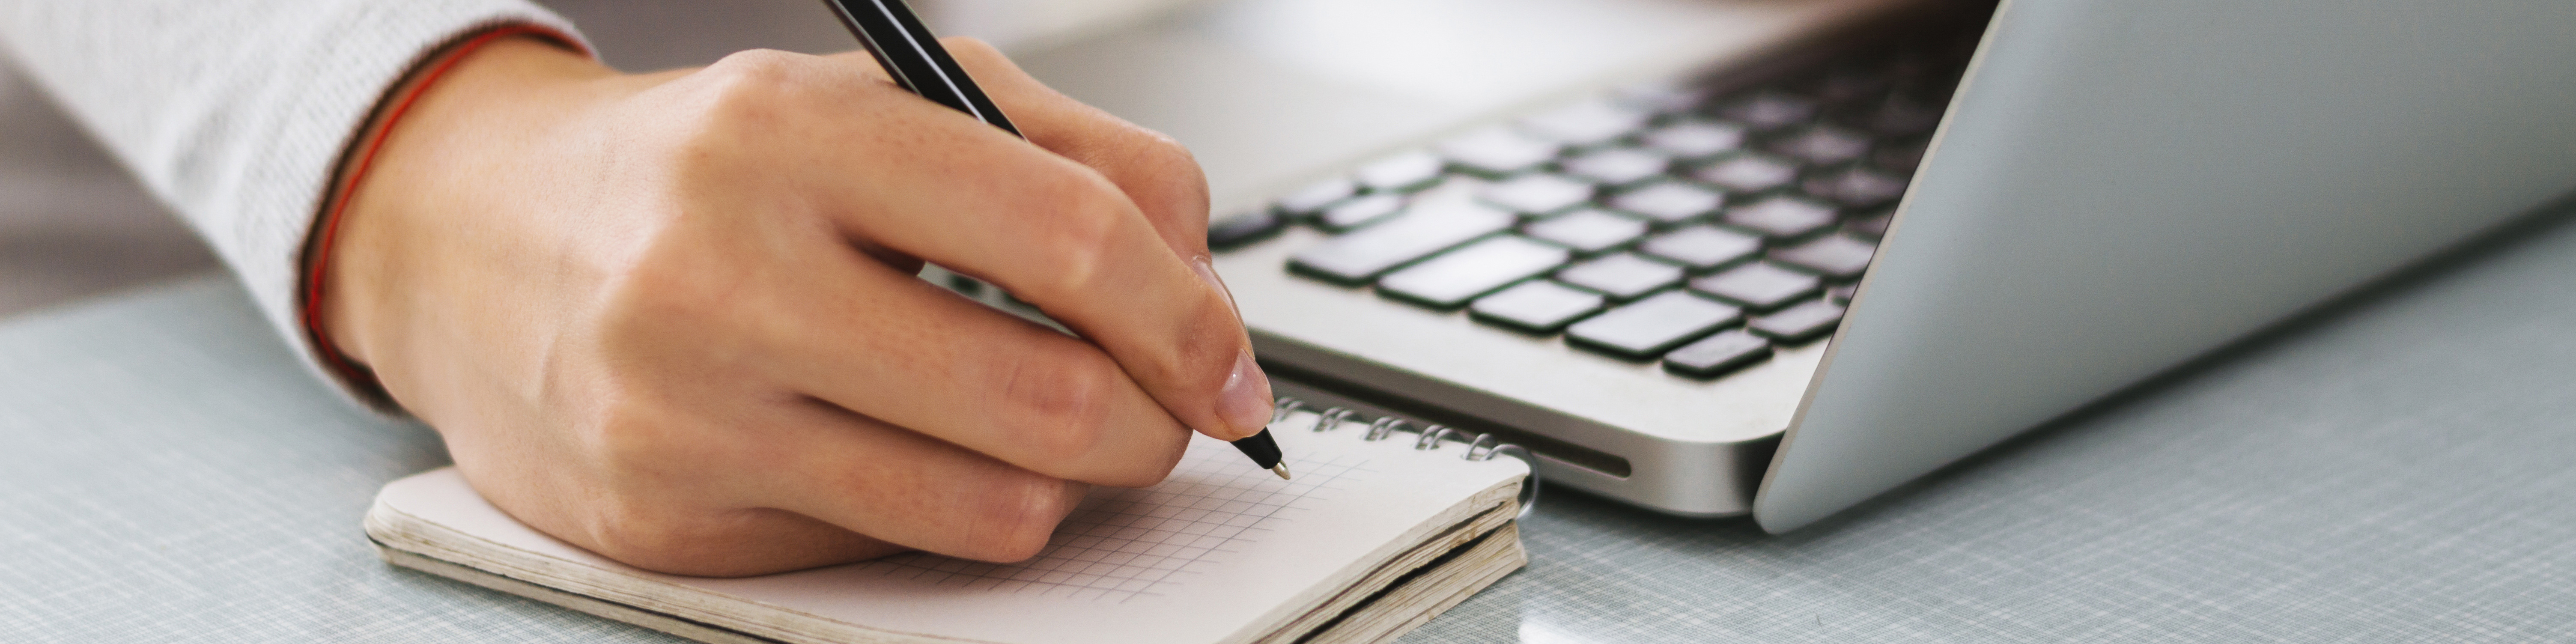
top-left (1217, 350), bottom-right (1274, 440)
top-left (1190, 256), bottom-right (1241, 322)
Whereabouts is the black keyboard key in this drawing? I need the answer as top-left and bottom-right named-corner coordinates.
top-left (1720, 93), bottom-right (1818, 131)
top-left (1641, 120), bottom-right (1747, 160)
top-left (1518, 100), bottom-right (1650, 147)
top-left (1847, 209), bottom-right (1894, 240)
top-left (1437, 128), bottom-right (1560, 177)
top-left (1207, 210), bottom-right (1284, 250)
top-left (1722, 197), bottom-right (1840, 239)
top-left (1560, 147), bottom-right (1671, 187)
top-left (1318, 193), bottom-right (1404, 230)
top-left (1694, 153), bottom-right (1801, 194)
top-left (1608, 182), bottom-right (1723, 225)
top-left (1275, 177), bottom-right (1357, 215)
top-left (1524, 209), bottom-right (1647, 254)
top-left (1638, 225), bottom-right (1762, 270)
top-left (1567, 291), bottom-right (1743, 360)
top-left (1828, 283), bottom-right (1857, 304)
top-left (1378, 236), bottom-right (1571, 309)
top-left (1354, 151), bottom-right (1444, 192)
top-left (1802, 167), bottom-right (1908, 209)
top-left (1661, 329), bottom-right (1774, 379)
top-left (1479, 173), bottom-right (1594, 216)
top-left (1689, 261), bottom-right (1821, 311)
top-left (1747, 298), bottom-right (1845, 343)
top-left (1289, 201), bottom-right (1514, 284)
top-left (1470, 280), bottom-right (1606, 334)
top-left (1556, 253), bottom-right (1684, 300)
top-left (1769, 233), bottom-right (1877, 280)
top-left (1768, 126), bottom-right (1872, 165)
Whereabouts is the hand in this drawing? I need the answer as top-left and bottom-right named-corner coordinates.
top-left (321, 36), bottom-right (1273, 576)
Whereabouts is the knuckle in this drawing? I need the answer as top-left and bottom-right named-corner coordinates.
top-left (957, 474), bottom-right (1075, 562)
top-left (560, 463), bottom-right (739, 575)
top-left (1126, 131), bottom-right (1206, 185)
top-left (561, 409), bottom-right (769, 576)
top-left (992, 346), bottom-right (1118, 459)
top-left (1018, 175), bottom-right (1132, 298)
top-left (669, 49), bottom-right (819, 149)
top-left (1074, 126), bottom-right (1210, 247)
top-left (702, 48), bottom-right (808, 89)
top-left (1116, 132), bottom-right (1212, 210)
top-left (1108, 430), bottom-right (1187, 489)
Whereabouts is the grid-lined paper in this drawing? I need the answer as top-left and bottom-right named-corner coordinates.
top-left (849, 446), bottom-right (1374, 602)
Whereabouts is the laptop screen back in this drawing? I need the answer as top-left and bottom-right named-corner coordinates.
top-left (1757, 0), bottom-right (2576, 531)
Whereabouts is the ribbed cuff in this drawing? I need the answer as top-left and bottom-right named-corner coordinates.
top-left (245, 2), bottom-right (587, 413)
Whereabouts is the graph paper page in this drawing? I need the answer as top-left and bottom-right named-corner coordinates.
top-left (376, 412), bottom-right (1528, 644)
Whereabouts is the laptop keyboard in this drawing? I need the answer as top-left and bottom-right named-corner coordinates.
top-left (1210, 31), bottom-right (1975, 380)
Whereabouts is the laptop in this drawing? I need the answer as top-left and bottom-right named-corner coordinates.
top-left (991, 0), bottom-right (2576, 532)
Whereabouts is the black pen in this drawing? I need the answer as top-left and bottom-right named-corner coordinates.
top-left (820, 0), bottom-right (1292, 480)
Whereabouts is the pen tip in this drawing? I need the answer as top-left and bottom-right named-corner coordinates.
top-left (1271, 463), bottom-right (1293, 480)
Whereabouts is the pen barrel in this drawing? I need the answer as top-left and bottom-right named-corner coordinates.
top-left (822, 0), bottom-right (1023, 137)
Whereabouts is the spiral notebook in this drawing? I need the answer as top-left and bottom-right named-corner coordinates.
top-left (364, 405), bottom-right (1534, 644)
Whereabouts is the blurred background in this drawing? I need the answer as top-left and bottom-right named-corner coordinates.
top-left (0, 0), bottom-right (1199, 318)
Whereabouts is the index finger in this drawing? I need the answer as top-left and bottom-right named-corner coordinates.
top-left (739, 50), bottom-right (1275, 442)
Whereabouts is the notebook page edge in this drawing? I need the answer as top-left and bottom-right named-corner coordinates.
top-left (365, 474), bottom-right (979, 644)
top-left (371, 540), bottom-right (785, 644)
top-left (1252, 487), bottom-right (1520, 644)
top-left (1314, 522), bottom-right (1527, 644)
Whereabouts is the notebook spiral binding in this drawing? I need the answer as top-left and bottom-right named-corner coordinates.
top-left (1271, 397), bottom-right (1540, 518)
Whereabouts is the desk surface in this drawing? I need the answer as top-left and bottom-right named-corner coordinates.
top-left (7, 204), bottom-right (2576, 642)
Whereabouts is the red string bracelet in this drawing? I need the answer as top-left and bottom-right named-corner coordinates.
top-left (300, 24), bottom-right (585, 401)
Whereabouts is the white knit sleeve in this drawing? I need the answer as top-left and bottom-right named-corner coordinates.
top-left (0, 0), bottom-right (586, 406)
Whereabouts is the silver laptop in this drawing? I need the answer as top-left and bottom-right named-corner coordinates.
top-left (1000, 0), bottom-right (2576, 532)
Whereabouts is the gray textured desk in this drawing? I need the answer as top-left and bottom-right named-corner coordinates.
top-left (6, 205), bottom-right (2576, 642)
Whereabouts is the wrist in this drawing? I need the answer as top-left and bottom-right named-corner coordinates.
top-left (316, 33), bottom-right (612, 378)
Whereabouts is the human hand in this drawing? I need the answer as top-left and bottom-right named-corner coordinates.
top-left (319, 36), bottom-right (1271, 576)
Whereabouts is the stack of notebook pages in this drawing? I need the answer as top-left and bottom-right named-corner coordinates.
top-left (367, 405), bottom-right (1536, 644)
